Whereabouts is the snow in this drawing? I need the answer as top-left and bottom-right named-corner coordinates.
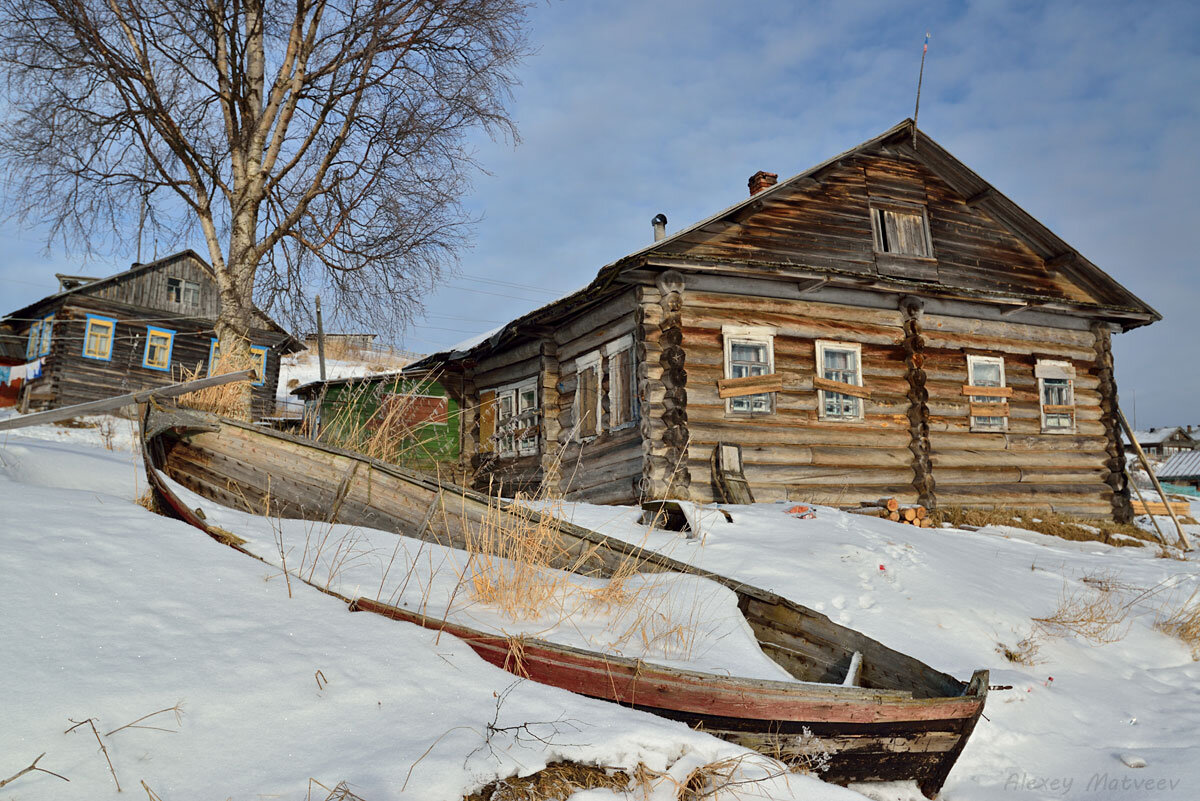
top-left (0, 419), bottom-right (858, 801)
top-left (6, 414), bottom-right (1200, 799)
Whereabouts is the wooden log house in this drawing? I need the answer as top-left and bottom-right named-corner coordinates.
top-left (0, 250), bottom-right (302, 417)
top-left (411, 120), bottom-right (1160, 520)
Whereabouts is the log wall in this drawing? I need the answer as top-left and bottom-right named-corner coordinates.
top-left (921, 312), bottom-right (1112, 515)
top-left (674, 291), bottom-right (916, 505)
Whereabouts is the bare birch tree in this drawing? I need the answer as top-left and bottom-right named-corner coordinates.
top-left (0, 0), bottom-right (528, 382)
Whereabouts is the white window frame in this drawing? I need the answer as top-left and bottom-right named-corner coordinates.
top-left (489, 377), bottom-right (539, 458)
top-left (182, 280), bottom-right (201, 307)
top-left (1036, 359), bottom-right (1076, 434)
top-left (722, 324), bottom-right (776, 415)
top-left (815, 340), bottom-right (864, 422)
top-left (869, 201), bottom-right (934, 259)
top-left (574, 350), bottom-right (602, 441)
top-left (604, 334), bottom-right (638, 430)
top-left (967, 354), bottom-right (1008, 432)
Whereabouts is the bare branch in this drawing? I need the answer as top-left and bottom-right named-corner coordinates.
top-left (0, 753), bottom-right (70, 788)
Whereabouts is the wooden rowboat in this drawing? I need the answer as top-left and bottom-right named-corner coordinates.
top-left (141, 406), bottom-right (988, 797)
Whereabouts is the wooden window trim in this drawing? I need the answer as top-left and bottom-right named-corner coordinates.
top-left (574, 351), bottom-right (602, 440)
top-left (1036, 359), bottom-right (1076, 434)
top-left (38, 314), bottom-right (54, 357)
top-left (487, 378), bottom-right (539, 458)
top-left (815, 340), bottom-right (864, 422)
top-left (869, 201), bottom-right (935, 261)
top-left (142, 326), bottom-right (175, 372)
top-left (722, 324), bottom-right (776, 415)
top-left (25, 319), bottom-right (41, 359)
top-left (82, 315), bottom-right (117, 361)
top-left (967, 354), bottom-right (1008, 432)
top-left (250, 346), bottom-right (269, 386)
top-left (605, 337), bottom-right (639, 431)
top-left (207, 338), bottom-right (220, 377)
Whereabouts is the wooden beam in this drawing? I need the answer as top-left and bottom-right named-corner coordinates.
top-left (813, 376), bottom-right (872, 400)
top-left (969, 402), bottom-right (1009, 418)
top-left (717, 373), bottom-right (784, 399)
top-left (964, 188), bottom-right (994, 208)
top-left (1118, 408), bottom-right (1191, 550)
top-left (1001, 303), bottom-right (1040, 318)
top-left (960, 385), bottom-right (1013, 398)
top-left (796, 278), bottom-right (829, 295)
top-left (0, 370), bottom-right (255, 433)
top-left (1044, 252), bottom-right (1077, 275)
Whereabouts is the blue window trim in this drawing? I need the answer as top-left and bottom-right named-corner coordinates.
top-left (142, 326), bottom-right (176, 372)
top-left (39, 314), bottom-right (54, 356)
top-left (26, 320), bottom-right (41, 359)
top-left (207, 337), bottom-right (220, 377)
top-left (82, 314), bottom-right (118, 362)
top-left (250, 345), bottom-right (269, 386)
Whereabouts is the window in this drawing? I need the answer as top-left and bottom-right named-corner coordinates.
top-left (816, 340), bottom-right (864, 421)
top-left (722, 325), bottom-right (775, 414)
top-left (870, 204), bottom-right (932, 258)
top-left (182, 280), bottom-right (201, 306)
top-left (1036, 359), bottom-right (1075, 433)
top-left (605, 335), bottom-right (638, 429)
top-left (250, 345), bottom-right (269, 386)
top-left (25, 320), bottom-right (41, 359)
top-left (82, 315), bottom-right (117, 361)
top-left (488, 380), bottom-right (539, 457)
top-left (143, 326), bottom-right (175, 371)
top-left (575, 352), bottom-right (601, 439)
top-left (207, 338), bottom-right (221, 376)
top-left (967, 355), bottom-right (1008, 432)
top-left (166, 277), bottom-right (182, 303)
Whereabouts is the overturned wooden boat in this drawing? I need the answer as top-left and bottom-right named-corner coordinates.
top-left (141, 406), bottom-right (988, 797)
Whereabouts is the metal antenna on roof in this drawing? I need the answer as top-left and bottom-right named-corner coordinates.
top-left (912, 32), bottom-right (930, 149)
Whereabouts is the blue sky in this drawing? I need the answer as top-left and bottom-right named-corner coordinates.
top-left (2, 0), bottom-right (1198, 427)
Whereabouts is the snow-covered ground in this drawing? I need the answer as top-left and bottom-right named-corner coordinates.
top-left (3, 411), bottom-right (1200, 800)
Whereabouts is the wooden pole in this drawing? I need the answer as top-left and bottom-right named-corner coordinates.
top-left (1124, 464), bottom-right (1167, 547)
top-left (315, 294), bottom-right (327, 382)
top-left (0, 370), bottom-right (255, 433)
top-left (1118, 408), bottom-right (1191, 550)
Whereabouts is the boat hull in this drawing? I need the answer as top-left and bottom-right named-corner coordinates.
top-left (141, 407), bottom-right (987, 796)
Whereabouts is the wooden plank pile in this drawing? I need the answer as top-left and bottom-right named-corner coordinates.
top-left (1130, 499), bottom-right (1192, 517)
top-left (851, 497), bottom-right (934, 527)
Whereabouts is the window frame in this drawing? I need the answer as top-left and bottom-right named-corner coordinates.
top-left (604, 334), bottom-right (639, 430)
top-left (25, 319), bottom-right (41, 359)
top-left (166, 276), bottom-right (182, 303)
top-left (182, 280), bottom-right (201, 307)
top-left (487, 377), bottom-right (539, 458)
top-left (722, 324), bottom-right (776, 415)
top-left (142, 326), bottom-right (176, 372)
top-left (36, 314), bottom-right (55, 357)
top-left (869, 201), bottom-right (934, 259)
top-left (82, 314), bottom-right (117, 361)
top-left (815, 339), bottom-right (865, 422)
top-left (250, 345), bottom-right (269, 387)
top-left (1036, 359), bottom-right (1076, 434)
top-left (207, 338), bottom-right (221, 377)
top-left (967, 354), bottom-right (1008, 432)
top-left (574, 350), bottom-right (602, 440)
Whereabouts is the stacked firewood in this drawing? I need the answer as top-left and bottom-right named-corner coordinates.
top-left (851, 497), bottom-right (934, 527)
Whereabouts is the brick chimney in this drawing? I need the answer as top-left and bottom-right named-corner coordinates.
top-left (748, 171), bottom-right (778, 195)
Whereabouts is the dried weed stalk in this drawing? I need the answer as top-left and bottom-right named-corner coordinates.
top-left (1155, 587), bottom-right (1200, 660)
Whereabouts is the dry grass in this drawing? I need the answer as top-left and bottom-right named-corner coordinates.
top-left (463, 762), bottom-right (633, 801)
top-left (997, 633), bottom-right (1044, 666)
top-left (176, 353), bottom-right (259, 420)
top-left (1155, 588), bottom-right (1200, 660)
top-left (52, 417), bottom-right (99, 429)
top-left (932, 505), bottom-right (1157, 547)
top-left (1032, 585), bottom-right (1131, 644)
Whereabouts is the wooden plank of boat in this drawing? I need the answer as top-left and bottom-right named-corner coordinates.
top-left (140, 406), bottom-right (988, 797)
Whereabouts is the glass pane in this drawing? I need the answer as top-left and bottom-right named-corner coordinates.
top-left (972, 362), bottom-right (1001, 386)
top-left (730, 343), bottom-right (765, 363)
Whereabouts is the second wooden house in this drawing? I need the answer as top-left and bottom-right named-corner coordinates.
top-left (0, 251), bottom-right (302, 417)
top-left (409, 120), bottom-right (1159, 520)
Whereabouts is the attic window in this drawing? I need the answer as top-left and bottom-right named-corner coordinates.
top-left (167, 277), bottom-right (201, 306)
top-left (870, 204), bottom-right (933, 258)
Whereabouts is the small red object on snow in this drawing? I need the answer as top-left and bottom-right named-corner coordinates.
top-left (785, 505), bottom-right (815, 519)
top-left (879, 564), bottom-right (886, 571)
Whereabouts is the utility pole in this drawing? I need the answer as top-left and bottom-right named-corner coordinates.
top-left (315, 295), bottom-right (327, 382)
